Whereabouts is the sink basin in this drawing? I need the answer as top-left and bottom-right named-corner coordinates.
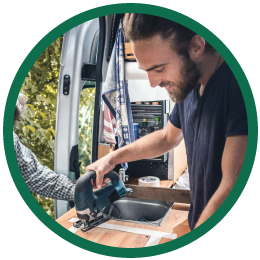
top-left (103, 198), bottom-right (174, 227)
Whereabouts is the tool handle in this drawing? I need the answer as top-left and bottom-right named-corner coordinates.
top-left (75, 170), bottom-right (120, 193)
top-left (74, 170), bottom-right (125, 213)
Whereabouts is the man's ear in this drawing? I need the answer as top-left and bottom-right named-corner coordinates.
top-left (189, 35), bottom-right (205, 58)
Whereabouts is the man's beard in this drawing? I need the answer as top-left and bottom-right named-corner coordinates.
top-left (159, 58), bottom-right (201, 103)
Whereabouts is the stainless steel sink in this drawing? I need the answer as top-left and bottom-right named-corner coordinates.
top-left (103, 198), bottom-right (174, 227)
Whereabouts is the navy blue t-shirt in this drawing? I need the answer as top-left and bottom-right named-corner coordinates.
top-left (169, 62), bottom-right (248, 230)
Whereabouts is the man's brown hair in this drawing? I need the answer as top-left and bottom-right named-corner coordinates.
top-left (123, 13), bottom-right (215, 58)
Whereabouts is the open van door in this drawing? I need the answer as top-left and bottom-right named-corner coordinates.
top-left (55, 18), bottom-right (102, 218)
top-left (55, 15), bottom-right (122, 218)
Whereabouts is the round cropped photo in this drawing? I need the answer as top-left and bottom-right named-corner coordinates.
top-left (3, 4), bottom-right (257, 258)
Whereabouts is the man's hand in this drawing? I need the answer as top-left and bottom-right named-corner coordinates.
top-left (86, 121), bottom-right (183, 189)
top-left (86, 152), bottom-right (116, 189)
top-left (72, 176), bottom-right (110, 189)
top-left (91, 178), bottom-right (110, 189)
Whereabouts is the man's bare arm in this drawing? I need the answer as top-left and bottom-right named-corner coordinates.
top-left (194, 135), bottom-right (248, 228)
top-left (87, 121), bottom-right (183, 187)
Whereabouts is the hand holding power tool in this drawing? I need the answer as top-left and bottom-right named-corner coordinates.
top-left (73, 170), bottom-right (133, 232)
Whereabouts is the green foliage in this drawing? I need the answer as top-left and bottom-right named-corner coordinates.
top-left (15, 37), bottom-right (63, 219)
top-left (15, 38), bottom-right (62, 170)
top-left (78, 87), bottom-right (95, 175)
top-left (33, 193), bottom-right (55, 219)
top-left (15, 37), bottom-right (96, 220)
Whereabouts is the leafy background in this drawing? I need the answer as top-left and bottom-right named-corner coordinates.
top-left (78, 86), bottom-right (95, 175)
top-left (14, 36), bottom-right (95, 219)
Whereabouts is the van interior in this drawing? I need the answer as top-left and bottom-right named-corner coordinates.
top-left (55, 14), bottom-right (188, 218)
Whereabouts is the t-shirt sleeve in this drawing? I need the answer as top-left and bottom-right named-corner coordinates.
top-left (225, 81), bottom-right (248, 137)
top-left (169, 103), bottom-right (182, 129)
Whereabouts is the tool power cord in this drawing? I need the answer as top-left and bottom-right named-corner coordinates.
top-left (108, 203), bottom-right (122, 219)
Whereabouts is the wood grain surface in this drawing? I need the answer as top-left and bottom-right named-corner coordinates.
top-left (75, 228), bottom-right (150, 248)
top-left (124, 42), bottom-right (136, 60)
top-left (125, 184), bottom-right (191, 204)
top-left (56, 203), bottom-right (190, 247)
top-left (56, 177), bottom-right (191, 248)
top-left (98, 144), bottom-right (110, 160)
top-left (173, 140), bottom-right (188, 184)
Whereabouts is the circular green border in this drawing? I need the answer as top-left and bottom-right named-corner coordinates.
top-left (3, 3), bottom-right (258, 258)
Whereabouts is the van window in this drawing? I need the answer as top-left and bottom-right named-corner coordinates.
top-left (78, 81), bottom-right (95, 175)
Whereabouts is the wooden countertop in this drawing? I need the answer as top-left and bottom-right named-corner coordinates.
top-left (56, 178), bottom-right (191, 247)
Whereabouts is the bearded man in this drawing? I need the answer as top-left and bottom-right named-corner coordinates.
top-left (86, 14), bottom-right (248, 230)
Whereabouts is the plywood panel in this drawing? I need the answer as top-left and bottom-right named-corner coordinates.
top-left (125, 185), bottom-right (191, 204)
top-left (173, 140), bottom-right (188, 184)
top-left (158, 237), bottom-right (173, 244)
top-left (172, 221), bottom-right (191, 238)
top-left (98, 144), bottom-right (110, 159)
top-left (56, 208), bottom-right (76, 229)
top-left (98, 144), bottom-right (115, 160)
top-left (125, 42), bottom-right (136, 61)
top-left (56, 204), bottom-right (191, 247)
top-left (159, 209), bottom-right (189, 233)
top-left (75, 227), bottom-right (150, 248)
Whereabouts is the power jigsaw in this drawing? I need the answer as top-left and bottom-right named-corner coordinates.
top-left (73, 170), bottom-right (133, 232)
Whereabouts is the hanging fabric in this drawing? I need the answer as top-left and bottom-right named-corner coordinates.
top-left (103, 103), bottom-right (117, 146)
top-left (102, 28), bottom-right (135, 170)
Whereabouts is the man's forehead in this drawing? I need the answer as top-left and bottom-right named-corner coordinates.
top-left (132, 35), bottom-right (176, 71)
top-left (138, 63), bottom-right (170, 72)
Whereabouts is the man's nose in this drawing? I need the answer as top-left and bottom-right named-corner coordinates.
top-left (147, 72), bottom-right (161, 88)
